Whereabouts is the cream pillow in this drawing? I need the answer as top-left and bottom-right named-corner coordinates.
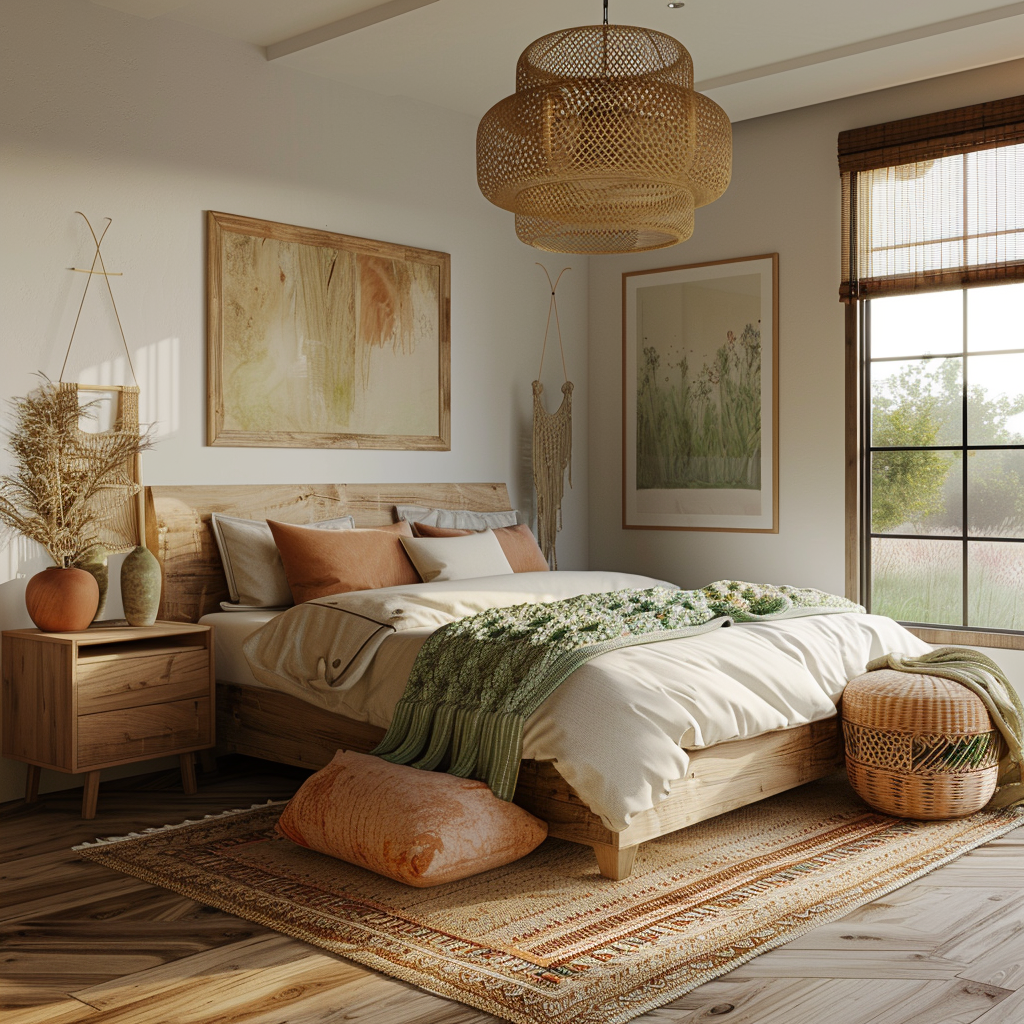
top-left (412, 523), bottom-right (549, 573)
top-left (211, 513), bottom-right (355, 609)
top-left (395, 504), bottom-right (520, 530)
top-left (400, 530), bottom-right (514, 583)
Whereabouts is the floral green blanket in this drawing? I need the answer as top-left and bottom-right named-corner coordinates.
top-left (372, 581), bottom-right (862, 800)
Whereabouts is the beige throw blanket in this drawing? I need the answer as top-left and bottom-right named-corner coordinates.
top-left (867, 647), bottom-right (1024, 809)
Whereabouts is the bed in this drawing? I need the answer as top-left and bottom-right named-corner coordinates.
top-left (145, 482), bottom-right (928, 879)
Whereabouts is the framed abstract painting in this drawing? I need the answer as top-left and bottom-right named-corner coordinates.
top-left (207, 211), bottom-right (450, 450)
top-left (622, 253), bottom-right (778, 532)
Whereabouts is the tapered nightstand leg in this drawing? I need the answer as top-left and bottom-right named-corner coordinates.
top-left (25, 765), bottom-right (41, 804)
top-left (180, 753), bottom-right (198, 795)
top-left (82, 771), bottom-right (100, 819)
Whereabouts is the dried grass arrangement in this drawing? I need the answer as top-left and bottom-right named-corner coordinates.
top-left (0, 378), bottom-right (153, 570)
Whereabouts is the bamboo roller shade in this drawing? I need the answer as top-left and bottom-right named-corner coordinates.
top-left (839, 93), bottom-right (1024, 301)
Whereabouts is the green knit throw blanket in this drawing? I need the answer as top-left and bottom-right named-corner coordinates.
top-left (372, 581), bottom-right (862, 800)
top-left (867, 647), bottom-right (1024, 810)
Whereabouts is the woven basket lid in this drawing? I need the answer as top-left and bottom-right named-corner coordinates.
top-left (843, 669), bottom-right (992, 734)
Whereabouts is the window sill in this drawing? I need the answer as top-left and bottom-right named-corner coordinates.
top-left (906, 627), bottom-right (1024, 652)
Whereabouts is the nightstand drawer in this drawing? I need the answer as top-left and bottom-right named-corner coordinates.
top-left (77, 696), bottom-right (212, 768)
top-left (77, 648), bottom-right (210, 715)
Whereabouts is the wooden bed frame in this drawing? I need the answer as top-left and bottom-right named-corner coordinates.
top-left (146, 482), bottom-right (844, 880)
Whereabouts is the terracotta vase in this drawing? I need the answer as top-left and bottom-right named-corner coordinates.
top-left (25, 566), bottom-right (100, 632)
top-left (76, 545), bottom-right (109, 621)
top-left (120, 545), bottom-right (162, 626)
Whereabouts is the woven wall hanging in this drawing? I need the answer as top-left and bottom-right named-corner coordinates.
top-left (60, 212), bottom-right (147, 554)
top-left (533, 264), bottom-right (572, 568)
top-left (476, 0), bottom-right (732, 254)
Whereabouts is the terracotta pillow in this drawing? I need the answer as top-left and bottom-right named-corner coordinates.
top-left (276, 750), bottom-right (548, 887)
top-left (268, 520), bottom-right (418, 603)
top-left (210, 513), bottom-right (355, 609)
top-left (412, 522), bottom-right (549, 573)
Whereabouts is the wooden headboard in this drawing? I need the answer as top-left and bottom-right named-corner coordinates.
top-left (145, 483), bottom-right (512, 622)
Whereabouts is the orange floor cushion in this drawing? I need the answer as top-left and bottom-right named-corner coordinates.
top-left (276, 750), bottom-right (548, 887)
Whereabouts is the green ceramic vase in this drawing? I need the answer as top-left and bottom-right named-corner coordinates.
top-left (76, 545), bottom-right (109, 621)
top-left (120, 545), bottom-right (162, 626)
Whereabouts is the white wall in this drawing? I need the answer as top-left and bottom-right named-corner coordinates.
top-left (588, 57), bottom-right (1024, 698)
top-left (0, 0), bottom-right (589, 803)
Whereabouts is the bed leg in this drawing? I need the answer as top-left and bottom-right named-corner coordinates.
top-left (593, 843), bottom-right (638, 880)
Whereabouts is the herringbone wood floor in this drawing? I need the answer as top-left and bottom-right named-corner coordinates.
top-left (1, 759), bottom-right (1022, 1024)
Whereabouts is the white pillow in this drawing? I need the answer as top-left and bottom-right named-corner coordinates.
top-left (395, 504), bottom-right (520, 530)
top-left (211, 513), bottom-right (355, 609)
top-left (400, 530), bottom-right (514, 583)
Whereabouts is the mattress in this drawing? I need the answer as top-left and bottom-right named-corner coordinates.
top-left (200, 610), bottom-right (282, 689)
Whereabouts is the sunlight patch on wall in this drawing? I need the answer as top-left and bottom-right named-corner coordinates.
top-left (76, 338), bottom-right (181, 437)
top-left (136, 338), bottom-right (181, 437)
top-left (77, 355), bottom-right (128, 389)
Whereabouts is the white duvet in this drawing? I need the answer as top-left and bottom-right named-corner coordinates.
top-left (242, 570), bottom-right (931, 832)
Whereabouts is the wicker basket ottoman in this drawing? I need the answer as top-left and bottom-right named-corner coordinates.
top-left (842, 669), bottom-right (1002, 819)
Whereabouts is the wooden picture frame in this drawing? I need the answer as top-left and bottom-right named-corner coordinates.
top-left (207, 211), bottom-right (451, 450)
top-left (622, 253), bottom-right (779, 533)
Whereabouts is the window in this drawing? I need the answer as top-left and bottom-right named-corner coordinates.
top-left (840, 95), bottom-right (1024, 640)
top-left (864, 286), bottom-right (1024, 630)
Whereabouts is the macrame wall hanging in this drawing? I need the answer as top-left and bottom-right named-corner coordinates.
top-left (533, 264), bottom-right (573, 568)
top-left (62, 211), bottom-right (145, 553)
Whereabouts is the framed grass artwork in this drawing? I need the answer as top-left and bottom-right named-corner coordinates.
top-left (207, 211), bottom-right (450, 449)
top-left (623, 254), bottom-right (778, 532)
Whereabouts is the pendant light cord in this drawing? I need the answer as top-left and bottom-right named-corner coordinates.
top-left (602, 0), bottom-right (609, 76)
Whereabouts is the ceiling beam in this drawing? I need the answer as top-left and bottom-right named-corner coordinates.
top-left (696, 1), bottom-right (1024, 90)
top-left (265, 0), bottom-right (444, 60)
top-left (90, 0), bottom-right (194, 16)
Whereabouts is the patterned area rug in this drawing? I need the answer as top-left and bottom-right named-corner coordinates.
top-left (75, 778), bottom-right (1022, 1024)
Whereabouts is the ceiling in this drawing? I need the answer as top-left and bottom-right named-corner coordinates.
top-left (89, 0), bottom-right (1024, 122)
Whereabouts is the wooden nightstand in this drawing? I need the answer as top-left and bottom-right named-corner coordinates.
top-left (1, 621), bottom-right (214, 819)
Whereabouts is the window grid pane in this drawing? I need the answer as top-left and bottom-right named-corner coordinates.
top-left (870, 537), bottom-right (962, 627)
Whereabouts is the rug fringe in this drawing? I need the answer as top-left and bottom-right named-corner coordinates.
top-left (71, 800), bottom-right (287, 851)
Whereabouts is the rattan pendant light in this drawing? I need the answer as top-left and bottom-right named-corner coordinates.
top-left (476, 0), bottom-right (732, 254)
